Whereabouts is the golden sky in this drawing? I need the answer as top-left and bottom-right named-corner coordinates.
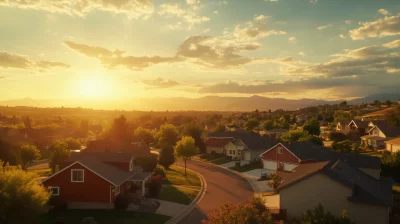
top-left (0, 0), bottom-right (399, 102)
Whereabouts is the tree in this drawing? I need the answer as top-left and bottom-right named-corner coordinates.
top-left (332, 140), bottom-right (353, 153)
top-left (328, 132), bottom-right (348, 142)
top-left (215, 124), bottom-right (226, 132)
top-left (317, 114), bottom-right (323, 121)
top-left (301, 204), bottom-right (354, 224)
top-left (174, 136), bottom-right (198, 175)
top-left (373, 100), bottom-right (381, 107)
top-left (202, 197), bottom-right (273, 224)
top-left (23, 116), bottom-right (32, 129)
top-left (263, 120), bottom-right (274, 131)
top-left (182, 124), bottom-right (206, 153)
top-left (0, 161), bottom-right (50, 224)
top-left (244, 118), bottom-right (259, 132)
top-left (49, 141), bottom-right (70, 173)
top-left (134, 127), bottom-right (155, 145)
top-left (385, 100), bottom-right (392, 107)
top-left (385, 105), bottom-right (400, 127)
top-left (280, 130), bottom-right (312, 142)
top-left (267, 173), bottom-right (282, 192)
top-left (339, 101), bottom-right (347, 108)
top-left (0, 140), bottom-right (22, 165)
top-left (303, 118), bottom-right (321, 136)
top-left (159, 145), bottom-right (175, 169)
top-left (109, 115), bottom-right (130, 140)
top-left (157, 124), bottom-right (179, 148)
top-left (65, 138), bottom-right (81, 150)
top-left (20, 144), bottom-right (40, 166)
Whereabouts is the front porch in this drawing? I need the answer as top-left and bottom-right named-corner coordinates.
top-left (361, 136), bottom-right (387, 150)
top-left (127, 172), bottom-right (153, 197)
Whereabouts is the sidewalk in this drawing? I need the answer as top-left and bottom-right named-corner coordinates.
top-left (155, 200), bottom-right (188, 217)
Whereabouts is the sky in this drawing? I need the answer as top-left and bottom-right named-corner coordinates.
top-left (0, 0), bottom-right (399, 102)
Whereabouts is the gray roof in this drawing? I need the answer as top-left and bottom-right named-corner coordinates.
top-left (351, 120), bottom-right (369, 129)
top-left (278, 160), bottom-right (392, 207)
top-left (208, 131), bottom-right (274, 150)
top-left (324, 161), bottom-right (392, 207)
top-left (67, 152), bottom-right (134, 163)
top-left (280, 142), bottom-right (381, 169)
top-left (77, 158), bottom-right (143, 186)
top-left (372, 121), bottom-right (400, 137)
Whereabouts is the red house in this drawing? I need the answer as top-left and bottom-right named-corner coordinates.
top-left (42, 152), bottom-right (152, 208)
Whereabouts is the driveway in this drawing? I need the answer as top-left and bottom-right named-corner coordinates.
top-left (175, 160), bottom-right (254, 224)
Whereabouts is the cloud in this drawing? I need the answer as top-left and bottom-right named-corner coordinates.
top-left (345, 20), bottom-right (352, 24)
top-left (158, 1), bottom-right (209, 30)
top-left (349, 14), bottom-right (400, 40)
top-left (142, 77), bottom-right (180, 88)
top-left (339, 34), bottom-right (346, 39)
top-left (213, 10), bottom-right (218, 14)
top-left (0, 51), bottom-right (69, 70)
top-left (0, 0), bottom-right (154, 19)
top-left (317, 25), bottom-right (331, 30)
top-left (265, 0), bottom-right (279, 2)
top-left (64, 41), bottom-right (181, 70)
top-left (233, 15), bottom-right (286, 40)
top-left (288, 37), bottom-right (296, 43)
top-left (378, 9), bottom-right (390, 16)
top-left (299, 52), bottom-right (306, 56)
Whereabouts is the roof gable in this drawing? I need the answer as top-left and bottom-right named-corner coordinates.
top-left (205, 137), bottom-right (234, 147)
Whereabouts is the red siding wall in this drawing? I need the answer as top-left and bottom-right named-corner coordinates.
top-left (261, 144), bottom-right (300, 164)
top-left (43, 163), bottom-right (114, 203)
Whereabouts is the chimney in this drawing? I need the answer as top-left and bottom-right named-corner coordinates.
top-left (55, 165), bottom-right (59, 173)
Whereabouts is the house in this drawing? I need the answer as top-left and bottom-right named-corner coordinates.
top-left (86, 137), bottom-right (151, 157)
top-left (264, 129), bottom-right (289, 140)
top-left (264, 160), bottom-right (392, 224)
top-left (207, 131), bottom-right (275, 162)
top-left (42, 152), bottom-right (152, 208)
top-left (260, 142), bottom-right (381, 179)
top-left (205, 137), bottom-right (235, 154)
top-left (361, 120), bottom-right (400, 149)
top-left (335, 120), bottom-right (351, 134)
top-left (385, 137), bottom-right (400, 153)
top-left (348, 119), bottom-right (369, 135)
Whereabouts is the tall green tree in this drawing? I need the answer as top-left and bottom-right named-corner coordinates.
top-left (280, 130), bottom-right (312, 142)
top-left (0, 140), bottom-right (22, 165)
top-left (215, 123), bottom-right (226, 132)
top-left (64, 138), bottom-right (81, 150)
top-left (109, 115), bottom-right (130, 140)
top-left (244, 118), bottom-right (259, 132)
top-left (182, 123), bottom-right (205, 153)
top-left (0, 161), bottom-right (50, 224)
top-left (49, 141), bottom-right (70, 173)
top-left (303, 118), bottom-right (321, 136)
top-left (23, 116), bottom-right (32, 129)
top-left (157, 124), bottom-right (179, 148)
top-left (174, 136), bottom-right (198, 175)
top-left (134, 127), bottom-right (155, 145)
top-left (20, 144), bottom-right (40, 166)
top-left (159, 145), bottom-right (175, 170)
top-left (262, 120), bottom-right (274, 131)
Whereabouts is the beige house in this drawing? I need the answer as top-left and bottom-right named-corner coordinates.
top-left (386, 137), bottom-right (400, 153)
top-left (336, 120), bottom-right (351, 134)
top-left (361, 121), bottom-right (400, 149)
top-left (264, 161), bottom-right (392, 224)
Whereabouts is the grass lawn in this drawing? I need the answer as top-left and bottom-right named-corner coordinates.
top-left (230, 161), bottom-right (262, 172)
top-left (40, 209), bottom-right (170, 224)
top-left (28, 168), bottom-right (52, 177)
top-left (159, 185), bottom-right (200, 205)
top-left (210, 156), bottom-right (232, 165)
top-left (359, 150), bottom-right (383, 158)
top-left (197, 154), bottom-right (224, 162)
top-left (163, 165), bottom-right (201, 187)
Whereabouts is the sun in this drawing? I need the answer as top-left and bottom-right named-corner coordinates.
top-left (77, 75), bottom-right (111, 98)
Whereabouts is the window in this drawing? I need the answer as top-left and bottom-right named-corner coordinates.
top-left (71, 169), bottom-right (84, 182)
top-left (49, 187), bottom-right (59, 196)
top-left (277, 147), bottom-right (283, 154)
top-left (115, 186), bottom-right (120, 195)
top-left (232, 150), bottom-right (236, 156)
top-left (229, 150), bottom-right (232, 155)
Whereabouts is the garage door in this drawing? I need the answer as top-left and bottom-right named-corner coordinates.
top-left (263, 160), bottom-right (277, 170)
top-left (243, 151), bottom-right (251, 161)
top-left (283, 163), bottom-right (298, 171)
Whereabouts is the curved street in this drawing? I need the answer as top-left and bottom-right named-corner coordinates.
top-left (176, 160), bottom-right (254, 224)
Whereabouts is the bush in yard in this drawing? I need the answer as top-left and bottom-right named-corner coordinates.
top-left (148, 174), bottom-right (163, 197)
top-left (114, 194), bottom-right (131, 210)
top-left (0, 160), bottom-right (50, 224)
top-left (267, 173), bottom-right (282, 192)
top-left (301, 204), bottom-right (354, 224)
top-left (48, 196), bottom-right (68, 213)
top-left (153, 166), bottom-right (166, 178)
top-left (159, 145), bottom-right (175, 169)
top-left (202, 197), bottom-right (273, 224)
top-left (135, 154), bottom-right (158, 172)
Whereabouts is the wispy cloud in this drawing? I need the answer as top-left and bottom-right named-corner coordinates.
top-left (349, 13), bottom-right (400, 40)
top-left (317, 25), bottom-right (331, 30)
top-left (233, 15), bottom-right (286, 41)
top-left (0, 0), bottom-right (154, 19)
top-left (0, 51), bottom-right (70, 70)
top-left (142, 77), bottom-right (180, 88)
top-left (378, 9), bottom-right (390, 16)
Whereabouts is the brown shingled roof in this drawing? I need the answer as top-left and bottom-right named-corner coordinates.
top-left (205, 137), bottom-right (234, 147)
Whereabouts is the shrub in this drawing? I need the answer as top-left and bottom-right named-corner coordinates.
top-left (114, 194), bottom-right (130, 210)
top-left (148, 174), bottom-right (163, 197)
top-left (159, 145), bottom-right (175, 169)
top-left (153, 166), bottom-right (166, 178)
top-left (48, 196), bottom-right (68, 213)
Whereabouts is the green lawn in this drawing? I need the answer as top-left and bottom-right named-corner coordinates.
top-left (159, 185), bottom-right (200, 205)
top-left (40, 209), bottom-right (170, 224)
top-left (359, 150), bottom-right (383, 158)
top-left (163, 165), bottom-right (201, 187)
top-left (196, 154), bottom-right (224, 162)
top-left (230, 161), bottom-right (262, 172)
top-left (28, 168), bottom-right (52, 177)
top-left (210, 157), bottom-right (232, 165)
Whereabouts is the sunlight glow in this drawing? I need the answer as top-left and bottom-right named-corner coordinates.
top-left (76, 75), bottom-right (112, 98)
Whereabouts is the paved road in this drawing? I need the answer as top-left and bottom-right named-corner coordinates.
top-left (176, 160), bottom-right (254, 224)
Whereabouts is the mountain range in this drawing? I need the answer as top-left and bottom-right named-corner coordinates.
top-left (0, 93), bottom-right (399, 111)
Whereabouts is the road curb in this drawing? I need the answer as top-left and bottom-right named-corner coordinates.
top-left (164, 166), bottom-right (207, 224)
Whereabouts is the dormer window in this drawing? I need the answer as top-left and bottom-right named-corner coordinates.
top-left (71, 169), bottom-right (84, 182)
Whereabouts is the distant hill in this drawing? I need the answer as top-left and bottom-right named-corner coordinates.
top-left (0, 93), bottom-right (399, 111)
